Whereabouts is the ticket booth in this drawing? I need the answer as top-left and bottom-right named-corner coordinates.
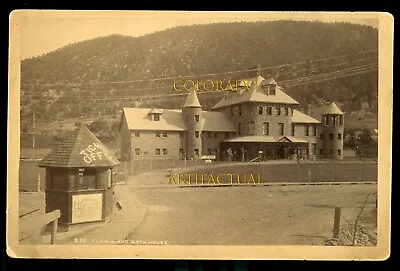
top-left (38, 126), bottom-right (120, 231)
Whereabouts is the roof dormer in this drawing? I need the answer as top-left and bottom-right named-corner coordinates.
top-left (148, 108), bottom-right (163, 121)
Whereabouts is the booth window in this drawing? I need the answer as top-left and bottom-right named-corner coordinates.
top-left (106, 169), bottom-right (112, 188)
top-left (51, 168), bottom-right (68, 190)
top-left (75, 168), bottom-right (97, 191)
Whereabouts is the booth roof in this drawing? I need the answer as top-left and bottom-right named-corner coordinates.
top-left (38, 126), bottom-right (120, 168)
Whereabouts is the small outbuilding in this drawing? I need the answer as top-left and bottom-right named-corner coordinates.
top-left (38, 126), bottom-right (120, 230)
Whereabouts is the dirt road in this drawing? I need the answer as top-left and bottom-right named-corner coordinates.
top-left (127, 184), bottom-right (377, 246)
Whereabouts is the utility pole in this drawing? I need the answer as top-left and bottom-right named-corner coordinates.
top-left (32, 112), bottom-right (36, 148)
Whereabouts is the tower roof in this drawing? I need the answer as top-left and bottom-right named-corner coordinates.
top-left (323, 102), bottom-right (343, 115)
top-left (183, 90), bottom-right (202, 108)
top-left (38, 126), bottom-right (120, 168)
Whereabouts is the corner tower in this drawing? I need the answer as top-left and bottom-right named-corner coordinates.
top-left (321, 102), bottom-right (344, 159)
top-left (182, 90), bottom-right (202, 159)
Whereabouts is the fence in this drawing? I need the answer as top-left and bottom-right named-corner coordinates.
top-left (326, 192), bottom-right (378, 246)
top-left (18, 157), bottom-right (378, 192)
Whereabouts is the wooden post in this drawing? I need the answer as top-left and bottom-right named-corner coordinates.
top-left (51, 218), bottom-right (58, 244)
top-left (333, 206), bottom-right (341, 239)
top-left (36, 173), bottom-right (41, 192)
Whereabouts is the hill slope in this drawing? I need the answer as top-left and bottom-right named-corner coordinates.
top-left (20, 20), bottom-right (378, 133)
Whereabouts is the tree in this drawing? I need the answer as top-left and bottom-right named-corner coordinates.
top-left (360, 128), bottom-right (372, 144)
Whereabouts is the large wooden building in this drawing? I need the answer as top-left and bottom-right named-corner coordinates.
top-left (119, 76), bottom-right (344, 161)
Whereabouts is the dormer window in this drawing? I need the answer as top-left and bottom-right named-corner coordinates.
top-left (195, 115), bottom-right (200, 122)
top-left (269, 86), bottom-right (276, 95)
top-left (148, 109), bottom-right (162, 121)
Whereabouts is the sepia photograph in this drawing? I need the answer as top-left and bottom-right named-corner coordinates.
top-left (7, 10), bottom-right (392, 260)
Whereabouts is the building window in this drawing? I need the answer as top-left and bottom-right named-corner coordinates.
top-left (154, 114), bottom-right (160, 121)
top-left (320, 134), bottom-right (323, 139)
top-left (179, 132), bottom-right (183, 137)
top-left (134, 131), bottom-right (140, 137)
top-left (269, 86), bottom-right (276, 95)
top-left (214, 132), bottom-right (218, 138)
top-left (277, 107), bottom-right (281, 115)
top-left (338, 134), bottom-right (342, 139)
top-left (305, 125), bottom-right (309, 136)
top-left (163, 132), bottom-right (167, 137)
top-left (325, 116), bottom-right (329, 125)
top-left (329, 133), bottom-right (333, 140)
top-left (194, 149), bottom-right (199, 156)
top-left (248, 122), bottom-right (255, 135)
top-left (313, 125), bottom-right (317, 136)
top-left (292, 124), bottom-right (295, 136)
top-left (155, 148), bottom-right (161, 155)
top-left (225, 132), bottom-right (229, 139)
top-left (238, 123), bottom-right (241, 135)
top-left (339, 116), bottom-right (343, 126)
top-left (135, 148), bottom-right (140, 155)
top-left (312, 143), bottom-right (317, 155)
top-left (208, 132), bottom-right (212, 138)
top-left (207, 148), bottom-right (212, 155)
top-left (279, 123), bottom-right (284, 135)
top-left (195, 115), bottom-right (200, 122)
top-left (186, 115), bottom-right (189, 122)
top-left (179, 149), bottom-right (184, 156)
top-left (258, 106), bottom-right (263, 114)
top-left (163, 148), bottom-right (168, 155)
top-left (195, 131), bottom-right (200, 138)
top-left (156, 132), bottom-right (160, 137)
top-left (263, 122), bottom-right (269, 135)
top-left (266, 107), bottom-right (272, 115)
top-left (239, 105), bottom-right (242, 116)
top-left (319, 149), bottom-right (323, 155)
top-left (338, 149), bottom-right (341, 156)
top-left (333, 116), bottom-right (337, 126)
top-left (230, 106), bottom-right (234, 117)
top-left (285, 108), bottom-right (289, 116)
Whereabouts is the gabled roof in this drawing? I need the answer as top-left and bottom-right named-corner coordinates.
top-left (201, 111), bottom-right (236, 132)
top-left (121, 108), bottom-right (236, 132)
top-left (122, 108), bottom-right (186, 131)
top-left (38, 126), bottom-right (120, 168)
top-left (148, 108), bottom-right (163, 114)
top-left (212, 77), bottom-right (299, 110)
top-left (292, 110), bottom-right (321, 124)
top-left (183, 90), bottom-right (202, 108)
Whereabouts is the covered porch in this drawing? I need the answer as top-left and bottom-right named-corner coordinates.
top-left (220, 136), bottom-right (309, 162)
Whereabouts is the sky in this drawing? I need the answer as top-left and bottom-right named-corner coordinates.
top-left (16, 11), bottom-right (379, 60)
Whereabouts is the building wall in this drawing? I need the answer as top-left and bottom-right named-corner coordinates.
top-left (293, 123), bottom-right (318, 156)
top-left (322, 114), bottom-right (344, 159)
top-left (218, 102), bottom-right (298, 137)
top-left (201, 131), bottom-right (236, 158)
top-left (119, 116), bottom-right (131, 161)
top-left (130, 130), bottom-right (185, 159)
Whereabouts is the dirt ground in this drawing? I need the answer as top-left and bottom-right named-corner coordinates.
top-left (126, 184), bottom-right (377, 246)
